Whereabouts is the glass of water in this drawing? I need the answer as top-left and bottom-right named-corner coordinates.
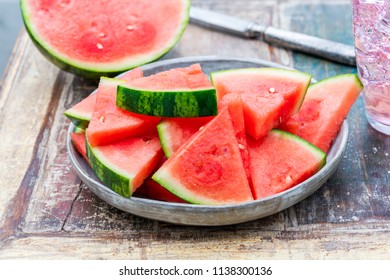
top-left (352, 0), bottom-right (390, 135)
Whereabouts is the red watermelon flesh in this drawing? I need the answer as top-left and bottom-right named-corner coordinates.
top-left (248, 130), bottom-right (326, 200)
top-left (64, 67), bottom-right (143, 128)
top-left (127, 64), bottom-right (212, 90)
top-left (218, 93), bottom-right (251, 182)
top-left (22, 0), bottom-right (190, 77)
top-left (87, 77), bottom-right (160, 146)
top-left (70, 131), bottom-right (88, 163)
top-left (241, 92), bottom-right (287, 139)
top-left (152, 108), bottom-right (253, 205)
top-left (279, 74), bottom-right (362, 153)
top-left (157, 116), bottom-right (214, 158)
top-left (211, 68), bottom-right (311, 139)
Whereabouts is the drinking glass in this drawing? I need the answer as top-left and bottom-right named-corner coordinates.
top-left (352, 0), bottom-right (390, 135)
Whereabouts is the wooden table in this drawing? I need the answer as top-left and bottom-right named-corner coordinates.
top-left (0, 0), bottom-right (389, 259)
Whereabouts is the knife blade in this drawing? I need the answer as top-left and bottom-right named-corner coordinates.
top-left (190, 7), bottom-right (356, 66)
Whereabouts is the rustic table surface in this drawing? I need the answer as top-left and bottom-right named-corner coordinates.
top-left (0, 0), bottom-right (389, 259)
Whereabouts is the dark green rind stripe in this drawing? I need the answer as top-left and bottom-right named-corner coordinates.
top-left (86, 133), bottom-right (131, 198)
top-left (117, 85), bottom-right (218, 117)
top-left (272, 129), bottom-right (327, 169)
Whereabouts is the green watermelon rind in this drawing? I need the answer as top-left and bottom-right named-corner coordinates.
top-left (86, 132), bottom-right (134, 198)
top-left (210, 67), bottom-right (312, 114)
top-left (117, 84), bottom-right (218, 117)
top-left (272, 129), bottom-right (327, 169)
top-left (64, 110), bottom-right (92, 130)
top-left (152, 169), bottom-right (227, 206)
top-left (309, 73), bottom-right (363, 91)
top-left (156, 121), bottom-right (176, 158)
top-left (20, 0), bottom-right (191, 78)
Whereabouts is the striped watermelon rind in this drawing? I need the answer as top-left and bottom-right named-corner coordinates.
top-left (117, 85), bottom-right (218, 117)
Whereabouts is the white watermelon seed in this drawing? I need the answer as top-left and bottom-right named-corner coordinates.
top-left (96, 43), bottom-right (104, 50)
top-left (269, 87), bottom-right (276, 93)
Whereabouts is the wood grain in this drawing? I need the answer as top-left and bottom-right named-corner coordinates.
top-left (0, 0), bottom-right (389, 259)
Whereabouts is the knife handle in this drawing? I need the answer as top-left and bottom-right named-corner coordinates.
top-left (255, 25), bottom-right (356, 66)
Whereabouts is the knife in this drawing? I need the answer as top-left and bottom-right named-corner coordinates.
top-left (190, 7), bottom-right (356, 66)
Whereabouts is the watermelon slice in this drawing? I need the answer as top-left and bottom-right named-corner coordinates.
top-left (248, 130), bottom-right (326, 200)
top-left (218, 93), bottom-right (251, 181)
top-left (64, 67), bottom-right (144, 129)
top-left (20, 0), bottom-right (190, 78)
top-left (211, 68), bottom-right (312, 139)
top-left (70, 130), bottom-right (88, 163)
top-left (157, 117), bottom-right (213, 158)
top-left (86, 133), bottom-right (163, 198)
top-left (87, 77), bottom-right (161, 146)
top-left (117, 64), bottom-right (218, 117)
top-left (279, 74), bottom-right (362, 153)
top-left (153, 108), bottom-right (253, 205)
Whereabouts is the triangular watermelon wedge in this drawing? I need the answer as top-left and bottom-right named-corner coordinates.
top-left (279, 74), bottom-right (362, 153)
top-left (152, 108), bottom-right (253, 205)
top-left (211, 68), bottom-right (312, 139)
top-left (87, 77), bottom-right (161, 146)
top-left (64, 67), bottom-right (144, 129)
top-left (86, 133), bottom-right (163, 198)
top-left (218, 93), bottom-right (251, 182)
top-left (248, 129), bottom-right (326, 200)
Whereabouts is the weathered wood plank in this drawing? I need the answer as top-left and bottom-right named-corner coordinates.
top-left (1, 227), bottom-right (390, 259)
top-left (0, 31), bottom-right (65, 238)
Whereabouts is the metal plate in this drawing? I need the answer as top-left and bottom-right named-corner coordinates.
top-left (66, 56), bottom-right (349, 226)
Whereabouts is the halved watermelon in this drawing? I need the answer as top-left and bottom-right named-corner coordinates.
top-left (157, 117), bottom-right (213, 158)
top-left (279, 74), bottom-right (362, 153)
top-left (153, 108), bottom-right (253, 205)
top-left (87, 77), bottom-right (161, 146)
top-left (117, 64), bottom-right (218, 117)
top-left (64, 67), bottom-right (144, 129)
top-left (248, 130), bottom-right (326, 200)
top-left (20, 0), bottom-right (191, 78)
top-left (211, 68), bottom-right (312, 139)
top-left (86, 133), bottom-right (163, 198)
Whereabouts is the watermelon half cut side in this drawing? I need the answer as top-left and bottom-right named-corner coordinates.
top-left (64, 67), bottom-right (144, 129)
top-left (86, 133), bottom-right (163, 198)
top-left (248, 129), bottom-right (326, 200)
top-left (153, 108), bottom-right (253, 205)
top-left (117, 64), bottom-right (218, 117)
top-left (279, 74), bottom-right (362, 153)
top-left (210, 68), bottom-right (312, 139)
top-left (20, 0), bottom-right (191, 78)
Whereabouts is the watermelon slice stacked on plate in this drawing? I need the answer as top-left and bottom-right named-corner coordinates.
top-left (65, 63), bottom-right (362, 205)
